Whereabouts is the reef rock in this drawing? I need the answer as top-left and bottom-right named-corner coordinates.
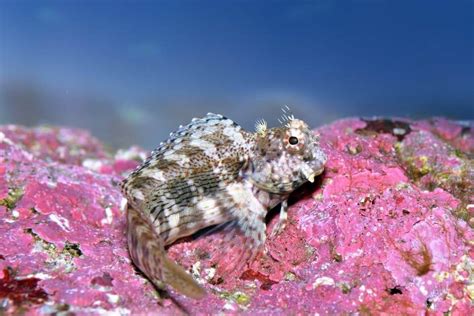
top-left (0, 118), bottom-right (472, 315)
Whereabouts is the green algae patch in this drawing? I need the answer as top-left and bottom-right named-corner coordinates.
top-left (396, 131), bottom-right (473, 224)
top-left (0, 187), bottom-right (24, 210)
top-left (219, 290), bottom-right (251, 307)
top-left (25, 229), bottom-right (79, 273)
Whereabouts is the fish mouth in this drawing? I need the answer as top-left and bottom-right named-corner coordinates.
top-left (300, 162), bottom-right (324, 183)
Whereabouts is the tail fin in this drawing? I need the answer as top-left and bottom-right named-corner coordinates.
top-left (126, 204), bottom-right (206, 299)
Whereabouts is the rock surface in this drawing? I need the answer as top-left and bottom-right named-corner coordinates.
top-left (0, 118), bottom-right (472, 315)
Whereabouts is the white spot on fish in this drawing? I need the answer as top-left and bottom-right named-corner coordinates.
top-left (168, 213), bottom-right (180, 228)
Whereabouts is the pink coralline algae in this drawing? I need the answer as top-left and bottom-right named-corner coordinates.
top-left (0, 119), bottom-right (472, 315)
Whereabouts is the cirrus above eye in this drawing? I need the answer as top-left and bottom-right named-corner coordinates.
top-left (289, 136), bottom-right (299, 145)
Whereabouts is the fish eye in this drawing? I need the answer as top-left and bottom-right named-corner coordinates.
top-left (289, 136), bottom-right (299, 145)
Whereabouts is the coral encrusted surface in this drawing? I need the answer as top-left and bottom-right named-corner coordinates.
top-left (0, 118), bottom-right (472, 315)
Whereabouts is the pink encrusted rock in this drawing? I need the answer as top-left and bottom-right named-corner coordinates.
top-left (0, 119), bottom-right (472, 315)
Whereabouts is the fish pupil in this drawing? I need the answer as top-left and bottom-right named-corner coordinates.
top-left (289, 136), bottom-right (298, 145)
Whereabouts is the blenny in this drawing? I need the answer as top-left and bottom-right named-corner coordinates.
top-left (121, 109), bottom-right (326, 298)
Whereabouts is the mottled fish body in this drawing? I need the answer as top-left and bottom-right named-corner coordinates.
top-left (121, 112), bottom-right (326, 298)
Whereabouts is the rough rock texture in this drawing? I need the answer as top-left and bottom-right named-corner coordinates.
top-left (0, 118), bottom-right (472, 315)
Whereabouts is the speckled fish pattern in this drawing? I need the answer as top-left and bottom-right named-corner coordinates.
top-left (121, 111), bottom-right (327, 298)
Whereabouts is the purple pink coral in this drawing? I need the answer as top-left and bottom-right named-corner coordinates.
top-left (0, 119), bottom-right (472, 315)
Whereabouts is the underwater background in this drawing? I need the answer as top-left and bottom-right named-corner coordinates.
top-left (0, 0), bottom-right (472, 149)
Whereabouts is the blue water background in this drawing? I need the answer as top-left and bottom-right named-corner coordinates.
top-left (1, 0), bottom-right (472, 149)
